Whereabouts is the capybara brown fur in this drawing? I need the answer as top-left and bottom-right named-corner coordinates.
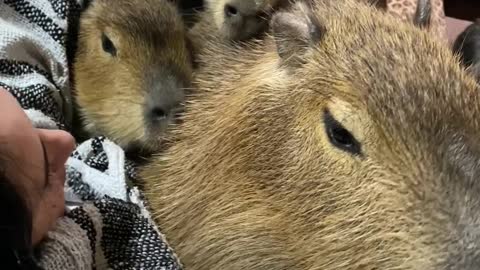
top-left (188, 0), bottom-right (294, 68)
top-left (202, 0), bottom-right (285, 41)
top-left (72, 0), bottom-right (193, 154)
top-left (141, 0), bottom-right (480, 269)
top-left (187, 0), bottom-right (290, 58)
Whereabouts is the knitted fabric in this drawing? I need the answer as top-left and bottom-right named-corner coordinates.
top-left (0, 0), bottom-right (182, 269)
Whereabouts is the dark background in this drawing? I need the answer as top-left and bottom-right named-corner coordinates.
top-left (177, 0), bottom-right (204, 26)
top-left (178, 0), bottom-right (203, 11)
top-left (444, 0), bottom-right (479, 21)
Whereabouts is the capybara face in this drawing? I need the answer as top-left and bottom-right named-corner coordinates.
top-left (142, 0), bottom-right (480, 269)
top-left (74, 0), bottom-right (193, 153)
top-left (205, 0), bottom-right (283, 41)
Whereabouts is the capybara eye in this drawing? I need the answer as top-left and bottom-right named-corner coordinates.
top-left (101, 33), bottom-right (117, 57)
top-left (323, 109), bottom-right (362, 156)
top-left (224, 4), bottom-right (238, 17)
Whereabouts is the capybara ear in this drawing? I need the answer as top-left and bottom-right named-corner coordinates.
top-left (413, 0), bottom-right (432, 29)
top-left (271, 1), bottom-right (325, 67)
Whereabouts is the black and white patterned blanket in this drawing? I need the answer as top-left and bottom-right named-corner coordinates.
top-left (0, 0), bottom-right (182, 269)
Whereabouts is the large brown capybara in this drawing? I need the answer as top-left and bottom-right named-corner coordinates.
top-left (141, 0), bottom-right (480, 269)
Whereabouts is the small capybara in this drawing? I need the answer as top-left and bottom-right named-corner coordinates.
top-left (72, 0), bottom-right (193, 154)
top-left (141, 0), bottom-right (480, 269)
top-left (201, 0), bottom-right (285, 41)
top-left (187, 0), bottom-right (291, 59)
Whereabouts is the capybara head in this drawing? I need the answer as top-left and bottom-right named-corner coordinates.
top-left (205, 0), bottom-right (285, 41)
top-left (141, 0), bottom-right (480, 269)
top-left (73, 0), bottom-right (193, 153)
top-left (453, 19), bottom-right (480, 82)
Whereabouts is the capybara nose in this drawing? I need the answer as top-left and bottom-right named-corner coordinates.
top-left (147, 99), bottom-right (183, 123)
top-left (224, 4), bottom-right (246, 27)
top-left (224, 4), bottom-right (240, 19)
top-left (145, 72), bottom-right (186, 125)
top-left (147, 102), bottom-right (184, 123)
top-left (150, 106), bottom-right (168, 121)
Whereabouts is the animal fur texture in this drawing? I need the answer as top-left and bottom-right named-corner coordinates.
top-left (187, 0), bottom-right (290, 59)
top-left (73, 0), bottom-right (193, 154)
top-left (202, 0), bottom-right (285, 41)
top-left (141, 0), bottom-right (480, 269)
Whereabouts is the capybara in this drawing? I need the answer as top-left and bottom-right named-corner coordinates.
top-left (201, 0), bottom-right (285, 41)
top-left (142, 0), bottom-right (480, 269)
top-left (73, 0), bottom-right (193, 154)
